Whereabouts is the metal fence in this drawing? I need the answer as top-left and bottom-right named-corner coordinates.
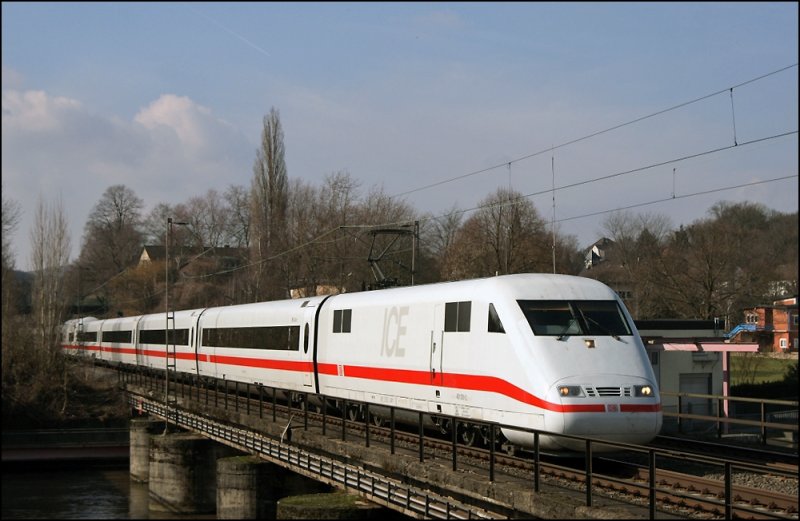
top-left (660, 391), bottom-right (798, 446)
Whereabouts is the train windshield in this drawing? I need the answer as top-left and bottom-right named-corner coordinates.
top-left (517, 300), bottom-right (632, 338)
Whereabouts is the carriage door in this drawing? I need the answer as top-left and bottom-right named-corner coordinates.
top-left (191, 309), bottom-right (209, 377)
top-left (134, 316), bottom-right (145, 366)
top-left (430, 303), bottom-right (444, 385)
top-left (301, 302), bottom-right (318, 390)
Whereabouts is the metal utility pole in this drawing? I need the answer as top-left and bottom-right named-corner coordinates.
top-left (164, 217), bottom-right (188, 432)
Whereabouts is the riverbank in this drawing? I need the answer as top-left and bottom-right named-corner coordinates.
top-left (2, 361), bottom-right (129, 431)
top-left (2, 427), bottom-right (130, 463)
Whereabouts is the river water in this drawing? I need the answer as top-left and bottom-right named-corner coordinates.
top-left (1, 461), bottom-right (213, 519)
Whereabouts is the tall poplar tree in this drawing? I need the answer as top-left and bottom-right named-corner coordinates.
top-left (250, 107), bottom-right (288, 300)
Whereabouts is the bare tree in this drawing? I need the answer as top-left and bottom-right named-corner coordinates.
top-left (29, 195), bottom-right (72, 412)
top-left (224, 184), bottom-right (251, 249)
top-left (426, 205), bottom-right (463, 259)
top-left (250, 107), bottom-right (289, 300)
top-left (443, 188), bottom-right (550, 279)
top-left (141, 202), bottom-right (175, 245)
top-left (107, 260), bottom-right (164, 316)
top-left (284, 172), bottom-right (361, 295)
top-left (78, 185), bottom-right (144, 305)
top-left (600, 211), bottom-right (673, 318)
top-left (284, 178), bottom-right (323, 296)
top-left (2, 195), bottom-right (21, 271)
top-left (2, 195), bottom-right (22, 394)
top-left (178, 189), bottom-right (231, 248)
top-left (30, 195), bottom-right (72, 349)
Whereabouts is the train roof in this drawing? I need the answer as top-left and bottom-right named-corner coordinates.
top-left (71, 274), bottom-right (620, 325)
top-left (326, 273), bottom-right (618, 306)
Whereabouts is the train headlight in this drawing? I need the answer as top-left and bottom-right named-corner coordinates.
top-left (558, 385), bottom-right (583, 397)
top-left (634, 385), bottom-right (653, 397)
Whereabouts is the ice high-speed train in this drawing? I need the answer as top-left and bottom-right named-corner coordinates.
top-left (62, 274), bottom-right (662, 451)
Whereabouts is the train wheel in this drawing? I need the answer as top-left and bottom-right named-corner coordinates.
top-left (369, 412), bottom-right (385, 427)
top-left (290, 393), bottom-right (306, 411)
top-left (478, 426), bottom-right (492, 446)
top-left (346, 404), bottom-right (362, 422)
top-left (457, 423), bottom-right (477, 447)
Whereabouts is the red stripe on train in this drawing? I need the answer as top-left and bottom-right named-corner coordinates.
top-left (62, 344), bottom-right (660, 413)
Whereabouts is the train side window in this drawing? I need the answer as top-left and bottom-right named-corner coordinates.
top-left (333, 310), bottom-right (341, 333)
top-left (488, 303), bottom-right (505, 334)
top-left (139, 328), bottom-right (190, 346)
top-left (333, 309), bottom-right (352, 333)
top-left (445, 301), bottom-right (471, 332)
top-left (77, 331), bottom-right (97, 343)
top-left (102, 330), bottom-right (132, 344)
top-left (342, 309), bottom-right (351, 332)
top-left (202, 325), bottom-right (300, 350)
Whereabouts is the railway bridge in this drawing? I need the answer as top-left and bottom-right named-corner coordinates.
top-left (111, 364), bottom-right (662, 519)
top-left (42, 362), bottom-right (794, 519)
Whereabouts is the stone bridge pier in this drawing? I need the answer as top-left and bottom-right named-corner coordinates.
top-left (129, 418), bottom-right (379, 518)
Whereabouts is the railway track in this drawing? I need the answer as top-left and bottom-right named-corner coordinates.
top-left (651, 435), bottom-right (798, 468)
top-left (128, 365), bottom-right (799, 519)
top-left (277, 400), bottom-right (800, 519)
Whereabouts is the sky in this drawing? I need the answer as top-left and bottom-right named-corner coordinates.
top-left (2, 2), bottom-right (798, 272)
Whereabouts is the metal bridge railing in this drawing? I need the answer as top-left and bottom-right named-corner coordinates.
top-left (128, 392), bottom-right (497, 519)
top-left (116, 364), bottom-right (798, 521)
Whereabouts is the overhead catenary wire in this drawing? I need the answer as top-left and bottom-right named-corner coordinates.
top-left (390, 63), bottom-right (797, 199)
top-left (418, 130), bottom-right (797, 226)
top-left (556, 174), bottom-right (798, 224)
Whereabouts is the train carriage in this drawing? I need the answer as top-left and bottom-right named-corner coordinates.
top-left (314, 274), bottom-right (661, 450)
top-left (196, 296), bottom-right (328, 393)
top-left (61, 273), bottom-right (662, 452)
top-left (94, 316), bottom-right (138, 365)
top-left (136, 309), bottom-right (204, 373)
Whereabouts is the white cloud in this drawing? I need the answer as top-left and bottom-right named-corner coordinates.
top-left (2, 89), bottom-right (82, 132)
top-left (135, 94), bottom-right (218, 152)
top-left (2, 89), bottom-right (253, 271)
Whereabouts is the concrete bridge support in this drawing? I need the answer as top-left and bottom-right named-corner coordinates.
top-left (148, 432), bottom-right (218, 514)
top-left (216, 456), bottom-right (273, 519)
top-left (217, 455), bottom-right (333, 519)
top-left (129, 418), bottom-right (164, 483)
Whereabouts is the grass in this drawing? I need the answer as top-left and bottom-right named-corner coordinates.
top-left (729, 353), bottom-right (796, 387)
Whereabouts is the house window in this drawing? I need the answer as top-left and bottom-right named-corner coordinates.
top-left (780, 338), bottom-right (788, 349)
